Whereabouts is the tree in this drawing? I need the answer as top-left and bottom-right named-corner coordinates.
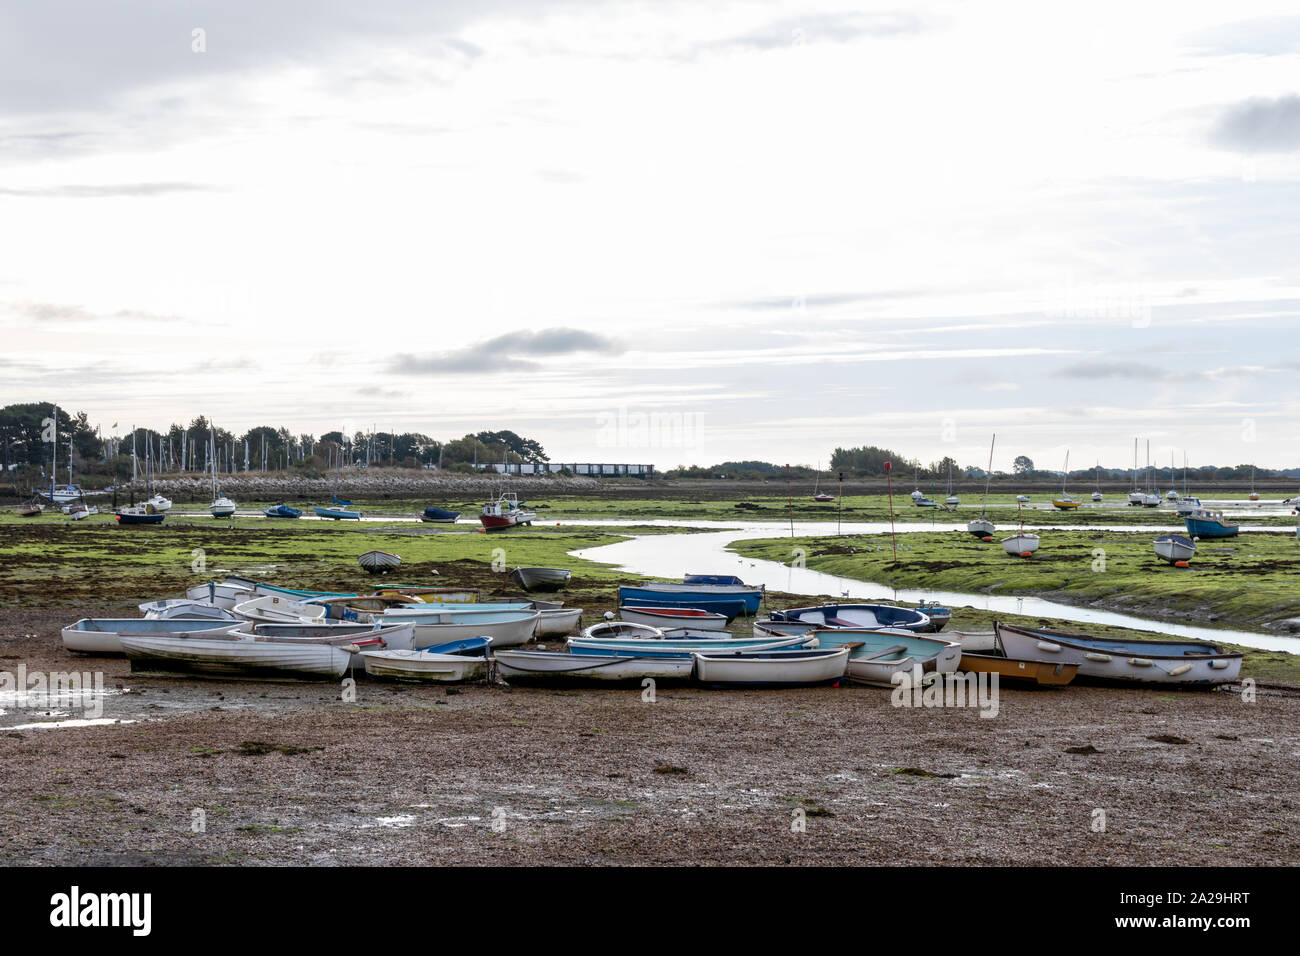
top-left (1013, 455), bottom-right (1034, 475)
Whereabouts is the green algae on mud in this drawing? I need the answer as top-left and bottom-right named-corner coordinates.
top-left (730, 530), bottom-right (1300, 629)
top-left (0, 519), bottom-right (643, 611)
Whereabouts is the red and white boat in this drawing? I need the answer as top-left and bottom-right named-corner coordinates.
top-left (619, 605), bottom-right (730, 631)
top-left (480, 492), bottom-right (536, 531)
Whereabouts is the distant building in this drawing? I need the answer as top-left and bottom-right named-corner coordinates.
top-left (472, 462), bottom-right (655, 478)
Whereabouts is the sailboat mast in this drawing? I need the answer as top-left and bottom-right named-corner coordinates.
top-left (50, 404), bottom-right (57, 503)
top-left (980, 434), bottom-right (995, 516)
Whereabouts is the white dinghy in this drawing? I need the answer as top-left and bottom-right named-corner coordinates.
top-left (61, 618), bottom-right (243, 655)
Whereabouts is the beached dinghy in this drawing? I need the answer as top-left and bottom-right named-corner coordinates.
top-left (264, 503), bottom-right (302, 519)
top-left (807, 629), bottom-right (961, 687)
top-left (358, 550), bottom-right (402, 574)
top-left (1154, 534), bottom-right (1196, 564)
top-left (61, 618), bottom-right (242, 655)
top-left (769, 603), bottom-right (931, 633)
top-left (315, 505), bottom-right (361, 520)
top-left (138, 599), bottom-right (239, 622)
top-left (618, 582), bottom-right (764, 619)
top-left (1002, 532), bottom-right (1040, 556)
top-left (578, 620), bottom-right (666, 642)
top-left (234, 594), bottom-right (376, 625)
top-left (958, 651), bottom-right (1079, 686)
top-left (568, 634), bottom-right (814, 657)
top-left (420, 506), bottom-right (461, 523)
top-left (229, 620), bottom-right (417, 651)
top-left (494, 649), bottom-right (696, 682)
top-left (944, 629), bottom-right (999, 653)
top-left (692, 647), bottom-right (850, 687)
top-left (361, 637), bottom-right (491, 682)
top-left (381, 608), bottom-right (540, 649)
top-left (224, 578), bottom-right (479, 604)
top-left (619, 606), bottom-right (730, 630)
top-left (120, 633), bottom-right (379, 679)
top-left (508, 566), bottom-right (571, 592)
top-left (534, 607), bottom-right (584, 636)
top-left (993, 622), bottom-right (1242, 685)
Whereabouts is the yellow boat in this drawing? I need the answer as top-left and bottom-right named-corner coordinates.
top-left (959, 652), bottom-right (1079, 686)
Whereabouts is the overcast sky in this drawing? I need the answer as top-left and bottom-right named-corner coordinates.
top-left (3, 0), bottom-right (1299, 471)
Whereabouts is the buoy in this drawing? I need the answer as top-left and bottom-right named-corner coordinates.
top-left (1169, 663), bottom-right (1193, 676)
top-left (1020, 551), bottom-right (1034, 557)
top-left (981, 536), bottom-right (993, 542)
top-left (1174, 560), bottom-right (1190, 568)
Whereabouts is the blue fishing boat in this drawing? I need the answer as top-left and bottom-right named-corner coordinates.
top-left (421, 506), bottom-right (461, 523)
top-left (1183, 508), bottom-right (1238, 538)
top-left (769, 603), bottom-right (931, 633)
top-left (315, 506), bottom-right (361, 520)
top-left (265, 503), bottom-right (302, 519)
top-left (618, 583), bottom-right (764, 620)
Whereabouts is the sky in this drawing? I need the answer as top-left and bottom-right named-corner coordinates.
top-left (3, 0), bottom-right (1300, 472)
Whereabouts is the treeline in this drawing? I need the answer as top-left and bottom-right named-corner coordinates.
top-left (0, 402), bottom-right (549, 484)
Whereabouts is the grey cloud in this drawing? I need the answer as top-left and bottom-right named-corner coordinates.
top-left (1184, 17), bottom-right (1300, 57)
top-left (710, 11), bottom-right (928, 52)
top-left (5, 301), bottom-right (190, 325)
top-left (1060, 361), bottom-right (1266, 382)
top-left (0, 182), bottom-right (217, 198)
top-left (0, 1), bottom-right (547, 115)
top-left (726, 290), bottom-right (921, 311)
top-left (1210, 95), bottom-right (1300, 153)
top-left (391, 327), bottom-right (622, 375)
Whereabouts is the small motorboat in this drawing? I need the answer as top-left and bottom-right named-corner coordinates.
top-left (264, 503), bottom-right (302, 519)
top-left (210, 496), bottom-right (237, 518)
top-left (914, 496), bottom-right (937, 508)
top-left (1154, 534), bottom-right (1196, 564)
top-left (813, 492), bottom-right (834, 503)
top-left (1091, 491), bottom-right (1103, 502)
top-left (508, 567), bottom-right (571, 592)
top-left (146, 493), bottom-right (173, 512)
top-left (420, 506), bottom-right (461, 523)
top-left (116, 503), bottom-right (165, 525)
top-left (1183, 508), bottom-right (1238, 538)
top-left (358, 550), bottom-right (402, 575)
top-left (480, 493), bottom-right (535, 530)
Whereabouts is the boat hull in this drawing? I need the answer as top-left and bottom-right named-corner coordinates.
top-left (769, 603), bottom-right (931, 633)
top-left (534, 607), bottom-right (584, 636)
top-left (121, 635), bottom-right (359, 678)
top-left (994, 622), bottom-right (1242, 685)
top-left (958, 653), bottom-right (1079, 686)
top-left (61, 619), bottom-right (242, 655)
top-left (509, 567), bottom-right (571, 591)
top-left (619, 606), bottom-right (729, 630)
top-left (361, 649), bottom-right (487, 682)
top-left (692, 648), bottom-right (850, 686)
top-left (494, 650), bottom-right (695, 682)
top-left (618, 583), bottom-right (763, 617)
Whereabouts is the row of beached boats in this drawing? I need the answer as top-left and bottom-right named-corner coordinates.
top-left (57, 570), bottom-right (1243, 689)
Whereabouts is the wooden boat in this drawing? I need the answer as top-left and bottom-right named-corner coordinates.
top-left (361, 637), bottom-right (491, 682)
top-left (508, 566), bottom-right (571, 592)
top-left (958, 652), bottom-right (1079, 686)
top-left (264, 503), bottom-right (302, 518)
top-left (619, 606), bottom-right (729, 630)
top-left (1154, 534), bottom-right (1196, 564)
top-left (138, 599), bottom-right (239, 622)
top-left (358, 550), bottom-right (402, 574)
top-left (315, 506), bottom-right (360, 520)
top-left (1183, 508), bottom-right (1238, 538)
top-left (534, 607), bottom-right (584, 636)
top-left (61, 618), bottom-right (242, 655)
top-left (495, 649), bottom-right (696, 682)
top-left (993, 622), bottom-right (1243, 685)
top-left (421, 506), bottom-right (461, 523)
top-left (769, 603), bottom-right (931, 632)
top-left (381, 608), bottom-right (540, 649)
top-left (808, 628), bottom-right (961, 687)
top-left (692, 647), bottom-right (850, 686)
top-left (480, 493), bottom-right (535, 530)
top-left (120, 633), bottom-right (377, 679)
top-left (17, 498), bottom-right (45, 517)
